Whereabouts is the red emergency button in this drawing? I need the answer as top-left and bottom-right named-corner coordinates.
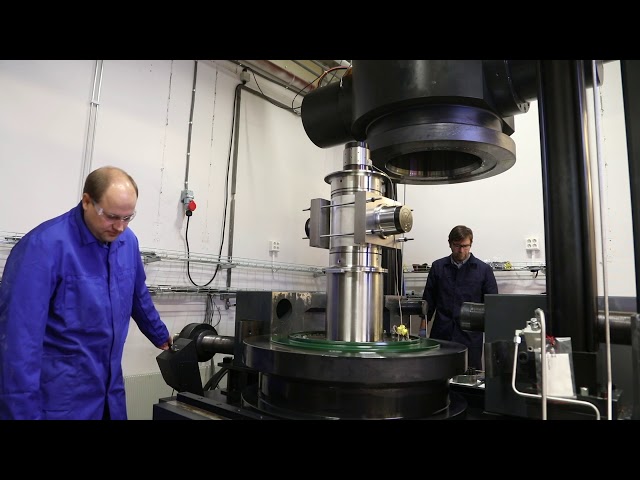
top-left (188, 200), bottom-right (197, 212)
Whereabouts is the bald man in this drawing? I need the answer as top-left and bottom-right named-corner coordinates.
top-left (0, 166), bottom-right (171, 420)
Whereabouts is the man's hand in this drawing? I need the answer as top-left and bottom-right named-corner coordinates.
top-left (159, 335), bottom-right (173, 351)
top-left (419, 316), bottom-right (427, 338)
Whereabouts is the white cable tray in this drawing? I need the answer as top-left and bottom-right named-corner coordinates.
top-left (146, 284), bottom-right (326, 296)
top-left (405, 260), bottom-right (546, 274)
top-left (147, 284), bottom-right (237, 295)
top-left (140, 248), bottom-right (326, 274)
top-left (0, 232), bottom-right (326, 276)
top-left (0, 232), bottom-right (23, 246)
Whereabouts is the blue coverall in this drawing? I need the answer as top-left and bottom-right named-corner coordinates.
top-left (0, 203), bottom-right (169, 419)
top-left (422, 253), bottom-right (498, 370)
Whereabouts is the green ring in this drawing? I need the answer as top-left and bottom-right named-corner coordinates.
top-left (271, 331), bottom-right (440, 353)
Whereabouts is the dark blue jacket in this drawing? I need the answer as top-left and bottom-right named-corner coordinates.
top-left (0, 202), bottom-right (169, 420)
top-left (422, 253), bottom-right (498, 369)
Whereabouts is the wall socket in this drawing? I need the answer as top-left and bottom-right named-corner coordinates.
top-left (269, 240), bottom-right (280, 252)
top-left (525, 236), bottom-right (540, 251)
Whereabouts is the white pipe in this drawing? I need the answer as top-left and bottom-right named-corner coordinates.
top-left (236, 60), bottom-right (314, 93)
top-left (538, 308), bottom-right (547, 419)
top-left (79, 60), bottom-right (103, 197)
top-left (591, 60), bottom-right (613, 420)
top-left (334, 60), bottom-right (352, 69)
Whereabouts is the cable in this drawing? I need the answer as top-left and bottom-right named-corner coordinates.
top-left (184, 64), bottom-right (348, 288)
top-left (316, 66), bottom-right (350, 88)
top-left (206, 293), bottom-right (222, 329)
top-left (290, 67), bottom-right (350, 113)
top-left (250, 72), bottom-right (300, 113)
top-left (184, 81), bottom-right (244, 287)
top-left (203, 366), bottom-right (229, 391)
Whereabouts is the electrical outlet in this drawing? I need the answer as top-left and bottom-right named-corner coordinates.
top-left (269, 240), bottom-right (280, 252)
top-left (525, 236), bottom-right (540, 251)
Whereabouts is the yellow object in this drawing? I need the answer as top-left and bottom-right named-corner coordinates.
top-left (394, 324), bottom-right (409, 337)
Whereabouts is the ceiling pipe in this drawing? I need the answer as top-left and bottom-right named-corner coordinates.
top-left (235, 60), bottom-right (319, 93)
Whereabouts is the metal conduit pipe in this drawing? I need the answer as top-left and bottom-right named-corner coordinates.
top-left (231, 60), bottom-right (352, 95)
top-left (591, 59), bottom-right (613, 419)
top-left (184, 60), bottom-right (198, 192)
top-left (79, 60), bottom-right (104, 197)
top-left (225, 82), bottom-right (306, 289)
top-left (293, 60), bottom-right (340, 87)
top-left (225, 82), bottom-right (243, 290)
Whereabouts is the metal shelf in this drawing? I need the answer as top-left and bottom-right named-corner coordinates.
top-left (0, 232), bottom-right (326, 275)
top-left (0, 233), bottom-right (327, 298)
top-left (404, 261), bottom-right (546, 275)
top-left (140, 248), bottom-right (326, 275)
top-left (0, 233), bottom-right (23, 246)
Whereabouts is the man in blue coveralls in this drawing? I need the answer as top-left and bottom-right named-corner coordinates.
top-left (419, 225), bottom-right (498, 371)
top-left (0, 166), bottom-right (172, 420)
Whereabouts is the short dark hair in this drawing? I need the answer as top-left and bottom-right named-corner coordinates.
top-left (83, 166), bottom-right (139, 202)
top-left (448, 225), bottom-right (473, 244)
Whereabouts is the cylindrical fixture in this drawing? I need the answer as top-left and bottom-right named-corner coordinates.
top-left (324, 169), bottom-right (385, 201)
top-left (369, 204), bottom-right (413, 236)
top-left (326, 257), bottom-right (385, 342)
top-left (538, 60), bottom-right (598, 352)
top-left (301, 74), bottom-right (355, 148)
top-left (598, 312), bottom-right (637, 345)
top-left (324, 143), bottom-right (388, 342)
top-left (459, 302), bottom-right (487, 331)
top-left (198, 334), bottom-right (236, 357)
top-left (343, 140), bottom-right (370, 168)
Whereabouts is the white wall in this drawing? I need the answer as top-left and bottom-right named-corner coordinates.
top-left (400, 99), bottom-right (545, 269)
top-left (401, 63), bottom-right (635, 298)
top-left (0, 60), bottom-right (635, 381)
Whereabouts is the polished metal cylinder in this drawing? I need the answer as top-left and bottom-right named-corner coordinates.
top-left (343, 140), bottom-right (370, 168)
top-left (326, 266), bottom-right (384, 342)
top-left (369, 204), bottom-right (413, 235)
top-left (324, 143), bottom-right (388, 342)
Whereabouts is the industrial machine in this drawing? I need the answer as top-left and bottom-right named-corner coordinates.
top-left (153, 60), bottom-right (640, 421)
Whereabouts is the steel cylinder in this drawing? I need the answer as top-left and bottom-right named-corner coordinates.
top-left (324, 144), bottom-right (388, 342)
